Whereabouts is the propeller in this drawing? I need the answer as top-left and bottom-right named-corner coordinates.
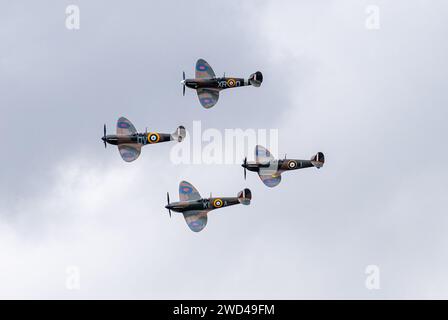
top-left (102, 124), bottom-right (107, 148)
top-left (243, 157), bottom-right (247, 180)
top-left (166, 192), bottom-right (172, 218)
top-left (182, 71), bottom-right (186, 96)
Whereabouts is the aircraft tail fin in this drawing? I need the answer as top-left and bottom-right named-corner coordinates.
top-left (311, 152), bottom-right (325, 168)
top-left (237, 188), bottom-right (252, 205)
top-left (248, 71), bottom-right (263, 87)
top-left (171, 125), bottom-right (186, 142)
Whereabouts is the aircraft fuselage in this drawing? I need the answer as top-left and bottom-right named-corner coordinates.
top-left (102, 133), bottom-right (172, 146)
top-left (184, 77), bottom-right (249, 90)
top-left (243, 159), bottom-right (315, 173)
top-left (165, 197), bottom-right (240, 213)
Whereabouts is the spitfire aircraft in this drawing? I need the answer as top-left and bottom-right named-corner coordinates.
top-left (165, 181), bottom-right (252, 232)
top-left (181, 58), bottom-right (263, 109)
top-left (102, 117), bottom-right (186, 162)
top-left (242, 145), bottom-right (325, 188)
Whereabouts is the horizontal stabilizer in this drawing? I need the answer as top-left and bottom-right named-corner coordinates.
top-left (171, 125), bottom-right (186, 142)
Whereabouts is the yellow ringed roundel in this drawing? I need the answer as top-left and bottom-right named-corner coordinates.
top-left (147, 132), bottom-right (160, 144)
top-left (227, 79), bottom-right (236, 87)
top-left (213, 198), bottom-right (224, 208)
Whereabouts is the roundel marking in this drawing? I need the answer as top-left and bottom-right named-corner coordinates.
top-left (197, 64), bottom-right (208, 71)
top-left (180, 186), bottom-right (193, 194)
top-left (213, 198), bottom-right (224, 208)
top-left (147, 132), bottom-right (160, 144)
top-left (227, 79), bottom-right (236, 87)
top-left (288, 160), bottom-right (297, 169)
top-left (118, 121), bottom-right (130, 129)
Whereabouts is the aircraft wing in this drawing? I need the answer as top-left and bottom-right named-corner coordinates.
top-left (118, 144), bottom-right (141, 162)
top-left (117, 117), bottom-right (137, 135)
top-left (179, 180), bottom-right (202, 201)
top-left (183, 210), bottom-right (208, 232)
top-left (258, 172), bottom-right (282, 188)
top-left (255, 145), bottom-right (275, 164)
top-left (195, 58), bottom-right (216, 79)
top-left (197, 88), bottom-right (219, 109)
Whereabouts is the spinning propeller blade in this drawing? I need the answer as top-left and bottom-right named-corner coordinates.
top-left (243, 157), bottom-right (247, 180)
top-left (182, 71), bottom-right (186, 96)
top-left (102, 124), bottom-right (107, 148)
top-left (166, 192), bottom-right (171, 218)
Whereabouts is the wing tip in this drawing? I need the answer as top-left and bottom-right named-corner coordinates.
top-left (197, 89), bottom-right (219, 109)
top-left (259, 173), bottom-right (282, 188)
top-left (117, 116), bottom-right (130, 122)
top-left (118, 145), bottom-right (141, 162)
top-left (184, 212), bottom-right (208, 232)
top-left (200, 102), bottom-right (217, 109)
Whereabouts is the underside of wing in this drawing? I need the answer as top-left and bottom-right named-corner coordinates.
top-left (195, 58), bottom-right (216, 79)
top-left (179, 180), bottom-right (202, 201)
top-left (117, 117), bottom-right (137, 135)
top-left (258, 172), bottom-right (282, 188)
top-left (197, 88), bottom-right (219, 109)
top-left (255, 145), bottom-right (275, 164)
top-left (118, 144), bottom-right (141, 162)
top-left (183, 210), bottom-right (208, 232)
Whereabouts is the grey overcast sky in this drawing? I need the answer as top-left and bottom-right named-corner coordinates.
top-left (1, 0), bottom-right (448, 299)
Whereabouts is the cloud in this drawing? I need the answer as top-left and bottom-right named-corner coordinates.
top-left (1, 0), bottom-right (448, 299)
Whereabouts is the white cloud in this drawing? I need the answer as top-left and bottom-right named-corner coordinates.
top-left (1, 0), bottom-right (448, 299)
